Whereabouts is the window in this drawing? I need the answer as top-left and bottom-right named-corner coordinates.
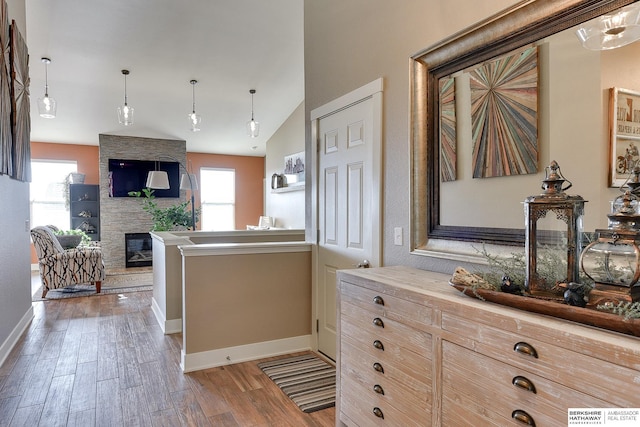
top-left (30, 160), bottom-right (77, 230)
top-left (200, 168), bottom-right (235, 231)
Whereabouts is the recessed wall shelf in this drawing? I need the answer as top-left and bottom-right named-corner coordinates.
top-left (69, 184), bottom-right (100, 240)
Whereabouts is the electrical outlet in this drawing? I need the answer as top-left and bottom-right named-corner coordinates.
top-left (394, 227), bottom-right (403, 246)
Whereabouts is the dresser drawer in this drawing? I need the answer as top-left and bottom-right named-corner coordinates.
top-left (442, 340), bottom-right (612, 426)
top-left (341, 318), bottom-right (431, 382)
top-left (340, 280), bottom-right (432, 331)
top-left (341, 375), bottom-right (430, 427)
top-left (337, 266), bottom-right (640, 427)
top-left (341, 298), bottom-right (433, 358)
top-left (441, 312), bottom-right (640, 407)
top-left (341, 338), bottom-right (431, 413)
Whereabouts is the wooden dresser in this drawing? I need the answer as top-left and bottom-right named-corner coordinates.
top-left (336, 266), bottom-right (640, 426)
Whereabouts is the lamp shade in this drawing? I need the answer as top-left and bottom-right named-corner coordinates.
top-left (118, 104), bottom-right (134, 126)
top-left (146, 171), bottom-right (170, 189)
top-left (576, 3), bottom-right (640, 50)
top-left (188, 112), bottom-right (201, 132)
top-left (247, 119), bottom-right (260, 138)
top-left (38, 96), bottom-right (57, 119)
top-left (180, 173), bottom-right (198, 191)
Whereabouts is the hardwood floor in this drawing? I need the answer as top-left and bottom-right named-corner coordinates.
top-left (0, 289), bottom-right (335, 426)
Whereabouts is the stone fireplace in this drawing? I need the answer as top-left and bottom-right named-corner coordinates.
top-left (98, 134), bottom-right (186, 270)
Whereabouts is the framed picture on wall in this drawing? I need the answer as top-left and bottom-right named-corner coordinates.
top-left (439, 75), bottom-right (456, 182)
top-left (469, 45), bottom-right (539, 179)
top-left (610, 87), bottom-right (640, 187)
top-left (284, 150), bottom-right (305, 185)
top-left (0, 1), bottom-right (11, 177)
top-left (10, 19), bottom-right (30, 182)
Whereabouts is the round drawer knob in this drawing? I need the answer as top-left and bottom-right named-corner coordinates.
top-left (373, 384), bottom-right (384, 395)
top-left (373, 295), bottom-right (384, 306)
top-left (373, 340), bottom-right (384, 350)
top-left (372, 317), bottom-right (384, 328)
top-left (373, 407), bottom-right (384, 419)
top-left (373, 362), bottom-right (384, 373)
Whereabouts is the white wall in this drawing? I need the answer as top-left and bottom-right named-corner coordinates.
top-left (0, 0), bottom-right (31, 366)
top-left (265, 102), bottom-right (305, 229)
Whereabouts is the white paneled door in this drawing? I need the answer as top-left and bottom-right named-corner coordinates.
top-left (312, 79), bottom-right (382, 360)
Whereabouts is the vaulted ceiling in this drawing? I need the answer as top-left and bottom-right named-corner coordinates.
top-left (25, 0), bottom-right (304, 156)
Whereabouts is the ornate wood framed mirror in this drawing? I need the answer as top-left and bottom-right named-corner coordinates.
top-left (411, 0), bottom-right (638, 254)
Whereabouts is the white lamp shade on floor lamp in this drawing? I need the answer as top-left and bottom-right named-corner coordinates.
top-left (145, 171), bottom-right (170, 189)
top-left (180, 173), bottom-right (198, 191)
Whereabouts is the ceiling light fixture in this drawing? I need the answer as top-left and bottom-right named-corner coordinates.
top-left (117, 69), bottom-right (134, 126)
top-left (37, 57), bottom-right (56, 119)
top-left (576, 3), bottom-right (640, 50)
top-left (188, 79), bottom-right (201, 132)
top-left (247, 89), bottom-right (259, 138)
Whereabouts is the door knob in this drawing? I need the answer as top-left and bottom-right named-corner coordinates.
top-left (356, 259), bottom-right (370, 268)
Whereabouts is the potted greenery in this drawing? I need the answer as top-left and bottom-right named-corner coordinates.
top-left (129, 188), bottom-right (200, 231)
top-left (53, 229), bottom-right (92, 249)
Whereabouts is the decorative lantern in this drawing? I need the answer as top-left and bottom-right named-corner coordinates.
top-left (524, 161), bottom-right (586, 296)
top-left (580, 190), bottom-right (640, 305)
top-left (625, 165), bottom-right (640, 193)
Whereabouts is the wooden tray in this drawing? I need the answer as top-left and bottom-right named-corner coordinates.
top-left (449, 282), bottom-right (640, 338)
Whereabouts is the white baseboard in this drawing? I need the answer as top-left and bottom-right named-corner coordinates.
top-left (0, 306), bottom-right (34, 368)
top-left (151, 297), bottom-right (182, 335)
top-left (150, 297), bottom-right (166, 332)
top-left (164, 318), bottom-right (182, 334)
top-left (180, 335), bottom-right (312, 373)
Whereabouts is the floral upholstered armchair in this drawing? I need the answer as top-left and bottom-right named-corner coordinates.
top-left (30, 226), bottom-right (105, 298)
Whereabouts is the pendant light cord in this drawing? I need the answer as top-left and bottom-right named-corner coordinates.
top-left (251, 91), bottom-right (255, 120)
top-left (44, 62), bottom-right (49, 97)
top-left (192, 81), bottom-right (196, 114)
top-left (123, 73), bottom-right (128, 106)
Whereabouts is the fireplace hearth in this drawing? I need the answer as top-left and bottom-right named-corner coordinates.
top-left (125, 232), bottom-right (152, 268)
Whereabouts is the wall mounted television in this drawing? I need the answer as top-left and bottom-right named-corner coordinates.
top-left (108, 159), bottom-right (180, 198)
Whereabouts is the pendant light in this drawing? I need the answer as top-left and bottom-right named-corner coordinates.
top-left (37, 57), bottom-right (56, 119)
top-left (188, 79), bottom-right (201, 132)
top-left (576, 2), bottom-right (640, 50)
top-left (246, 89), bottom-right (259, 138)
top-left (117, 69), bottom-right (134, 126)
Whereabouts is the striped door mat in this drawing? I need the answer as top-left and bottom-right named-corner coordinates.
top-left (258, 354), bottom-right (336, 413)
